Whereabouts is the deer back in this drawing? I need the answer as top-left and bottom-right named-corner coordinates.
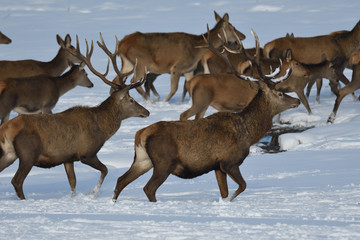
top-left (0, 34), bottom-right (80, 81)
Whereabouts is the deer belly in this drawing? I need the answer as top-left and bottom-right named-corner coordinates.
top-left (14, 106), bottom-right (42, 115)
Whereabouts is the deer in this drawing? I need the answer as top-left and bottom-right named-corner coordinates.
top-left (0, 62), bottom-right (94, 124)
top-left (114, 11), bottom-right (245, 102)
top-left (0, 34), bottom-right (81, 81)
top-left (0, 34), bottom-right (150, 200)
top-left (112, 29), bottom-right (300, 203)
top-left (263, 21), bottom-right (360, 91)
top-left (0, 32), bottom-right (11, 44)
top-left (328, 51), bottom-right (360, 123)
top-left (180, 28), bottom-right (308, 121)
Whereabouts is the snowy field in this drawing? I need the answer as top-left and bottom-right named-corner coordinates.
top-left (0, 0), bottom-right (360, 239)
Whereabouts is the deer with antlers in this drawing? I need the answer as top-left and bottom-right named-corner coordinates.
top-left (0, 34), bottom-right (150, 200)
top-left (263, 21), bottom-right (360, 93)
top-left (0, 34), bottom-right (81, 81)
top-left (0, 32), bottom-right (11, 44)
top-left (114, 11), bottom-right (245, 102)
top-left (112, 29), bottom-right (300, 203)
top-left (180, 28), bottom-right (308, 120)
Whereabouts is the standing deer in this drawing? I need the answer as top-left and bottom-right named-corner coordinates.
top-left (0, 34), bottom-right (80, 80)
top-left (0, 34), bottom-right (150, 200)
top-left (328, 51), bottom-right (360, 123)
top-left (263, 21), bottom-right (360, 89)
top-left (112, 31), bottom-right (300, 203)
top-left (115, 11), bottom-right (245, 102)
top-left (0, 32), bottom-right (11, 44)
top-left (0, 62), bottom-right (94, 124)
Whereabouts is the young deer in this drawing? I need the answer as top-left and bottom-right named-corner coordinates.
top-left (0, 34), bottom-right (149, 200)
top-left (115, 11), bottom-right (245, 102)
top-left (328, 51), bottom-right (360, 123)
top-left (0, 32), bottom-right (11, 44)
top-left (0, 62), bottom-right (94, 124)
top-left (0, 34), bottom-right (80, 80)
top-left (112, 31), bottom-right (300, 203)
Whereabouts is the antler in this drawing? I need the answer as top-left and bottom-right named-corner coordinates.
top-left (97, 33), bottom-right (147, 90)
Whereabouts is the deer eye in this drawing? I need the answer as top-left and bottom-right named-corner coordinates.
top-left (130, 98), bottom-right (135, 103)
top-left (278, 92), bottom-right (283, 97)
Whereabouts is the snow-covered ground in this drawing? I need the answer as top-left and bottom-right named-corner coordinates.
top-left (0, 0), bottom-right (359, 239)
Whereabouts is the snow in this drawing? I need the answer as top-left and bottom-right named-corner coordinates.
top-left (0, 0), bottom-right (360, 239)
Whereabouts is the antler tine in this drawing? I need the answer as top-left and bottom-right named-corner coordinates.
top-left (97, 33), bottom-right (132, 88)
top-left (202, 24), bottom-right (240, 76)
top-left (70, 35), bottom-right (119, 89)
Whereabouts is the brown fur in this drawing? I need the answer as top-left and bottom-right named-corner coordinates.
top-left (0, 88), bottom-right (149, 199)
top-left (0, 63), bottom-right (94, 124)
top-left (115, 11), bottom-right (245, 102)
top-left (0, 32), bottom-right (11, 44)
top-left (112, 81), bottom-right (300, 202)
top-left (263, 21), bottom-right (360, 88)
top-left (328, 51), bottom-right (360, 123)
top-left (0, 34), bottom-right (80, 81)
top-left (181, 50), bottom-right (310, 120)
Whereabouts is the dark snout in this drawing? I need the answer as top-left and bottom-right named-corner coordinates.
top-left (291, 98), bottom-right (301, 108)
top-left (139, 108), bottom-right (150, 118)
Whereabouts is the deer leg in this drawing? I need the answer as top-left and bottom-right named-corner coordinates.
top-left (145, 73), bottom-right (160, 101)
top-left (295, 90), bottom-right (312, 115)
top-left (306, 77), bottom-right (316, 98)
top-left (164, 71), bottom-right (181, 102)
top-left (112, 156), bottom-right (153, 202)
top-left (222, 165), bottom-right (246, 202)
top-left (11, 133), bottom-right (41, 200)
top-left (181, 72), bottom-right (194, 102)
top-left (328, 78), bottom-right (360, 123)
top-left (81, 155), bottom-right (108, 196)
top-left (315, 78), bottom-right (323, 103)
top-left (143, 168), bottom-right (170, 202)
top-left (64, 162), bottom-right (76, 196)
top-left (215, 169), bottom-right (228, 198)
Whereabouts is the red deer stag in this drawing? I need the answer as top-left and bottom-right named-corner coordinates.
top-left (115, 11), bottom-right (245, 102)
top-left (328, 51), bottom-right (360, 123)
top-left (0, 34), bottom-right (150, 200)
top-left (112, 30), bottom-right (300, 203)
top-left (0, 34), bottom-right (80, 81)
top-left (0, 32), bottom-right (11, 44)
top-left (263, 21), bottom-right (360, 90)
top-left (0, 62), bottom-right (94, 124)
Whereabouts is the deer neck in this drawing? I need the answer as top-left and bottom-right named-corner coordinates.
top-left (337, 21), bottom-right (360, 58)
top-left (94, 95), bottom-right (124, 140)
top-left (55, 68), bottom-right (77, 96)
top-left (234, 90), bottom-right (273, 145)
top-left (47, 48), bottom-right (70, 76)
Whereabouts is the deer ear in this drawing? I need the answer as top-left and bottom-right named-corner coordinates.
top-left (64, 34), bottom-right (71, 47)
top-left (223, 13), bottom-right (229, 22)
top-left (56, 34), bottom-right (65, 48)
top-left (285, 49), bottom-right (293, 62)
top-left (214, 11), bottom-right (221, 22)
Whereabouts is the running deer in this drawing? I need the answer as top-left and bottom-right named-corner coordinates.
top-left (180, 29), bottom-right (308, 120)
top-left (0, 32), bottom-right (11, 44)
top-left (263, 21), bottom-right (360, 89)
top-left (0, 34), bottom-right (81, 80)
top-left (0, 34), bottom-right (149, 200)
top-left (112, 30), bottom-right (300, 203)
top-left (0, 62), bottom-right (94, 124)
top-left (328, 51), bottom-right (360, 123)
top-left (115, 11), bottom-right (245, 102)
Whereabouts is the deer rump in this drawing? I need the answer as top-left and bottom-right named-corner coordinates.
top-left (136, 113), bottom-right (250, 179)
